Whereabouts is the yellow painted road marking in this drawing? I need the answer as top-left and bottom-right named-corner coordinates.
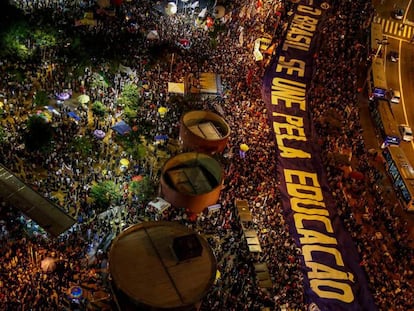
top-left (375, 17), bottom-right (414, 38)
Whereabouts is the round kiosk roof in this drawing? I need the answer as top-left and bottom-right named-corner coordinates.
top-left (109, 221), bottom-right (216, 309)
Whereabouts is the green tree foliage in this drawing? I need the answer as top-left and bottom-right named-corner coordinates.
top-left (70, 136), bottom-right (93, 158)
top-left (92, 101), bottom-right (107, 117)
top-left (90, 181), bottom-right (122, 211)
top-left (123, 105), bottom-right (137, 119)
top-left (115, 96), bottom-right (132, 108)
top-left (2, 22), bottom-right (32, 60)
top-left (33, 28), bottom-right (57, 49)
top-left (121, 84), bottom-right (140, 105)
top-left (91, 73), bottom-right (109, 89)
top-left (33, 90), bottom-right (49, 107)
top-left (129, 176), bottom-right (155, 202)
top-left (2, 23), bottom-right (58, 60)
top-left (24, 114), bottom-right (53, 151)
top-left (126, 143), bottom-right (147, 161)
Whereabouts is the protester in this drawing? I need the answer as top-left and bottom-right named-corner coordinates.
top-left (0, 0), bottom-right (413, 310)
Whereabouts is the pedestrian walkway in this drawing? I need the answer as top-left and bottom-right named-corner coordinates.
top-left (373, 16), bottom-right (414, 39)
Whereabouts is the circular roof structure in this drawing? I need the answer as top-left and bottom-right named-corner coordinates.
top-left (180, 110), bottom-right (230, 154)
top-left (109, 221), bottom-right (216, 309)
top-left (181, 110), bottom-right (230, 142)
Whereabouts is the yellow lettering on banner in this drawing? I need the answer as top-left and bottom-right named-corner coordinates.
top-left (283, 40), bottom-right (311, 52)
top-left (286, 33), bottom-right (312, 47)
top-left (310, 279), bottom-right (354, 303)
top-left (289, 26), bottom-right (315, 38)
top-left (273, 121), bottom-right (306, 137)
top-left (276, 57), bottom-right (306, 77)
top-left (271, 78), bottom-right (306, 110)
top-left (291, 198), bottom-right (328, 215)
top-left (287, 183), bottom-right (323, 201)
top-left (285, 169), bottom-right (319, 186)
top-left (307, 262), bottom-right (354, 282)
top-left (293, 214), bottom-right (333, 233)
top-left (275, 135), bottom-right (311, 159)
top-left (297, 228), bottom-right (337, 245)
top-left (272, 112), bottom-right (304, 127)
top-left (293, 15), bottom-right (318, 31)
top-left (284, 169), bottom-right (323, 199)
top-left (286, 31), bottom-right (312, 49)
top-left (302, 245), bottom-right (344, 266)
top-left (298, 5), bottom-right (322, 16)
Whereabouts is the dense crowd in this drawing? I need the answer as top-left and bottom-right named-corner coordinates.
top-left (0, 0), bottom-right (413, 310)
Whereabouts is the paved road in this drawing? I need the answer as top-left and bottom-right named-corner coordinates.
top-left (373, 0), bottom-right (414, 24)
top-left (357, 60), bottom-right (414, 246)
top-left (373, 15), bottom-right (414, 40)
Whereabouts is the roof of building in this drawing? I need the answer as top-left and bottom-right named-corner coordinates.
top-left (109, 221), bottom-right (216, 309)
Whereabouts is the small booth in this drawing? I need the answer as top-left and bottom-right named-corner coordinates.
top-left (146, 197), bottom-right (171, 220)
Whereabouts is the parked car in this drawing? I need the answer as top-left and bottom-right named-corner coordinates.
top-left (399, 124), bottom-right (413, 142)
top-left (393, 8), bottom-right (404, 20)
top-left (389, 51), bottom-right (399, 62)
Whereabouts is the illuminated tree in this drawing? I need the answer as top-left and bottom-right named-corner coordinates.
top-left (70, 136), bottom-right (93, 158)
top-left (121, 83), bottom-right (140, 105)
top-left (129, 176), bottom-right (155, 202)
top-left (2, 22), bottom-right (32, 60)
top-left (92, 101), bottom-right (107, 116)
top-left (90, 181), bottom-right (122, 211)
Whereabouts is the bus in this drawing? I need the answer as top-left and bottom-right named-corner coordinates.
top-left (382, 147), bottom-right (414, 212)
top-left (370, 22), bottom-right (388, 99)
top-left (370, 99), bottom-right (401, 147)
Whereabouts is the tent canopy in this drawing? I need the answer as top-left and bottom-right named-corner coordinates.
top-left (67, 111), bottom-right (80, 121)
top-left (112, 120), bottom-right (131, 135)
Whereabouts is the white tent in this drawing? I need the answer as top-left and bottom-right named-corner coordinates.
top-left (146, 30), bottom-right (160, 40)
top-left (147, 197), bottom-right (171, 214)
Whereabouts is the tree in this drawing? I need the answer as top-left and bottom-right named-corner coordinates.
top-left (123, 105), bottom-right (137, 119)
top-left (24, 114), bottom-right (53, 151)
top-left (91, 72), bottom-right (109, 90)
top-left (70, 136), bottom-right (93, 158)
top-left (125, 143), bottom-right (147, 161)
top-left (115, 96), bottom-right (132, 108)
top-left (129, 176), bottom-right (155, 203)
top-left (33, 27), bottom-right (57, 59)
top-left (90, 181), bottom-right (122, 211)
top-left (92, 101), bottom-right (107, 116)
top-left (33, 90), bottom-right (49, 107)
top-left (121, 83), bottom-right (140, 105)
top-left (2, 23), bottom-right (32, 60)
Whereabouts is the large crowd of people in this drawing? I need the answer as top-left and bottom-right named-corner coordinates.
top-left (0, 0), bottom-right (413, 310)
